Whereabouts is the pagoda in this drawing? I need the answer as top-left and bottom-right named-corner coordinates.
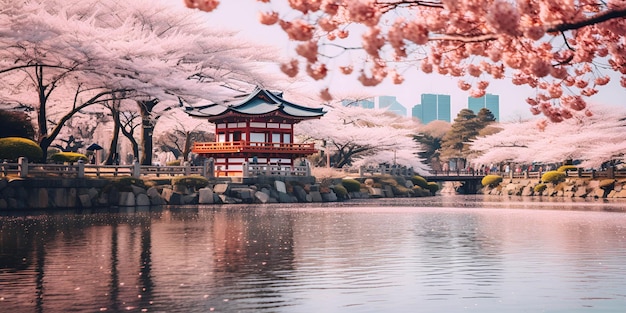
top-left (186, 86), bottom-right (325, 177)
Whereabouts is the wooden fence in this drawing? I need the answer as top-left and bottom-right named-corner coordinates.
top-left (0, 157), bottom-right (310, 179)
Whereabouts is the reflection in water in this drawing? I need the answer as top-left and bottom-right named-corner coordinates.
top-left (1, 196), bottom-right (625, 312)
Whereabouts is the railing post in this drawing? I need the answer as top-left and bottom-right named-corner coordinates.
top-left (306, 160), bottom-right (311, 176)
top-left (242, 162), bottom-right (249, 178)
top-left (184, 161), bottom-right (191, 176)
top-left (207, 158), bottom-right (215, 178)
top-left (18, 157), bottom-right (28, 178)
top-left (77, 160), bottom-right (85, 178)
top-left (132, 160), bottom-right (141, 178)
top-left (1, 160), bottom-right (7, 177)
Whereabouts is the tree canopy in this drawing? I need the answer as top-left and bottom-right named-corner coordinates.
top-left (186, 0), bottom-right (626, 122)
top-left (470, 103), bottom-right (626, 168)
top-left (297, 103), bottom-right (430, 173)
top-left (0, 0), bottom-right (282, 162)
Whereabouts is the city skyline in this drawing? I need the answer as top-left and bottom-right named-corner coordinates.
top-left (342, 93), bottom-right (499, 124)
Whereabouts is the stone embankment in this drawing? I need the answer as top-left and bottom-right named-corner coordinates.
top-left (0, 175), bottom-right (426, 210)
top-left (481, 177), bottom-right (626, 198)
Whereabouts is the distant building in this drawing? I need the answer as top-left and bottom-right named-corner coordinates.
top-left (412, 94), bottom-right (451, 124)
top-left (468, 93), bottom-right (500, 121)
top-left (377, 96), bottom-right (407, 116)
top-left (341, 98), bottom-right (375, 109)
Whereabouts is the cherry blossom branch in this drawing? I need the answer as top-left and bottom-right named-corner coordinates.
top-left (547, 8), bottom-right (626, 32)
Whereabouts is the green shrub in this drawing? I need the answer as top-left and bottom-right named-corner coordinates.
top-left (534, 183), bottom-right (547, 193)
top-left (0, 137), bottom-right (43, 162)
top-left (341, 178), bottom-right (361, 192)
top-left (426, 182), bottom-right (440, 194)
top-left (49, 152), bottom-right (88, 163)
top-left (410, 175), bottom-right (428, 188)
top-left (392, 184), bottom-right (410, 195)
top-left (411, 185), bottom-right (431, 197)
top-left (166, 160), bottom-right (181, 166)
top-left (557, 165), bottom-right (578, 172)
top-left (481, 175), bottom-right (503, 187)
top-left (599, 179), bottom-right (616, 189)
top-left (172, 175), bottom-right (209, 190)
top-left (332, 184), bottom-right (348, 198)
top-left (541, 171), bottom-right (566, 184)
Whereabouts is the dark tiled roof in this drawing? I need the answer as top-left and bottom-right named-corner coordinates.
top-left (185, 86), bottom-right (325, 119)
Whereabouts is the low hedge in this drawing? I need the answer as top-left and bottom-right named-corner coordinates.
top-left (534, 183), bottom-right (547, 193)
top-left (599, 179), bottom-right (616, 189)
top-left (557, 165), bottom-right (578, 172)
top-left (172, 175), bottom-right (209, 190)
top-left (49, 152), bottom-right (88, 163)
top-left (332, 184), bottom-right (348, 199)
top-left (410, 175), bottom-right (428, 188)
top-left (481, 175), bottom-right (503, 187)
top-left (426, 182), bottom-right (440, 194)
top-left (0, 137), bottom-right (43, 162)
top-left (541, 171), bottom-right (566, 184)
top-left (341, 178), bottom-right (362, 192)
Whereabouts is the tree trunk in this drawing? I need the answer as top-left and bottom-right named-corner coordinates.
top-left (105, 109), bottom-right (121, 165)
top-left (137, 99), bottom-right (159, 166)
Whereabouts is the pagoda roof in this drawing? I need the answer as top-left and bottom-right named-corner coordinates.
top-left (185, 86), bottom-right (325, 121)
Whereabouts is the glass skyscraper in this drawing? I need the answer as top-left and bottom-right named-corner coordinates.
top-left (468, 93), bottom-right (500, 121)
top-left (412, 94), bottom-right (451, 124)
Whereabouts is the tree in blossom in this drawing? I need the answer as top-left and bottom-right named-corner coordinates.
top-left (470, 104), bottom-right (626, 169)
top-left (0, 0), bottom-right (281, 161)
top-left (297, 103), bottom-right (430, 173)
top-left (186, 0), bottom-right (626, 122)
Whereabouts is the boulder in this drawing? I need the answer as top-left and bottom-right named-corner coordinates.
top-left (274, 181), bottom-right (287, 193)
top-left (199, 187), bottom-right (214, 204)
top-left (136, 193), bottom-right (151, 206)
top-left (255, 191), bottom-right (270, 203)
top-left (213, 183), bottom-right (230, 194)
top-left (78, 194), bottom-right (92, 208)
top-left (119, 192), bottom-right (135, 206)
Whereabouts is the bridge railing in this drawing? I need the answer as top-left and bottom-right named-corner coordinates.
top-left (427, 168), bottom-right (626, 179)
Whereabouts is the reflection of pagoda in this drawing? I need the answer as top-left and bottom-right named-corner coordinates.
top-left (186, 87), bottom-right (325, 177)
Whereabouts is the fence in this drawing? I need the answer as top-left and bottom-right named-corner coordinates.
top-left (0, 157), bottom-right (310, 179)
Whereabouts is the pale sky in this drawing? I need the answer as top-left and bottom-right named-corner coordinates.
top-left (202, 2), bottom-right (626, 122)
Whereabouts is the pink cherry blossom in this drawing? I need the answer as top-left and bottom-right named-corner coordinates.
top-left (306, 63), bottom-right (328, 80)
top-left (319, 87), bottom-right (333, 101)
top-left (340, 65), bottom-right (353, 75)
top-left (280, 59), bottom-right (299, 77)
top-left (258, 11), bottom-right (279, 25)
top-left (296, 40), bottom-right (318, 63)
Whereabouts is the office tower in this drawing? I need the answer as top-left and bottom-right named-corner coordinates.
top-left (412, 94), bottom-right (451, 124)
top-left (468, 93), bottom-right (500, 121)
top-left (378, 95), bottom-right (407, 116)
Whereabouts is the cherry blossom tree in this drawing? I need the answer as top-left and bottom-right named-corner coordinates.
top-left (155, 110), bottom-right (213, 163)
top-left (0, 0), bottom-right (282, 161)
top-left (186, 0), bottom-right (626, 122)
top-left (297, 103), bottom-right (430, 173)
top-left (470, 104), bottom-right (626, 169)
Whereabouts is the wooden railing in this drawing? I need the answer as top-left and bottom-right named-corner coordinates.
top-left (192, 141), bottom-right (317, 154)
top-left (0, 157), bottom-right (311, 179)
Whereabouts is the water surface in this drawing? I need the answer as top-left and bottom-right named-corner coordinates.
top-left (1, 196), bottom-right (625, 312)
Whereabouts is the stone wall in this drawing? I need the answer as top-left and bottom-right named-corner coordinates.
top-left (481, 177), bottom-right (626, 198)
top-left (0, 175), bottom-right (432, 210)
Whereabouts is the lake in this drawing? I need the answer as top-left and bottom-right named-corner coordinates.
top-left (1, 196), bottom-right (625, 312)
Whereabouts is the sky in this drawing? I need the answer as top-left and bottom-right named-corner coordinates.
top-left (201, 1), bottom-right (626, 122)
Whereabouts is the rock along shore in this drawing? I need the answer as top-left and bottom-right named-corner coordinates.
top-left (0, 175), bottom-right (431, 211)
top-left (480, 177), bottom-right (626, 198)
